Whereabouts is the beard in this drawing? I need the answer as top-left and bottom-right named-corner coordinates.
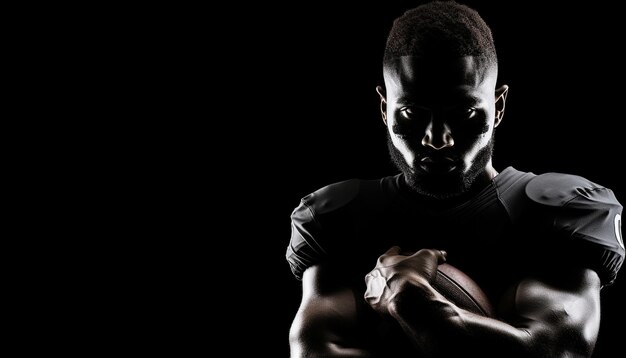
top-left (387, 132), bottom-right (495, 199)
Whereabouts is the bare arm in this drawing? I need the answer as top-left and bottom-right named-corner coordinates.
top-left (289, 264), bottom-right (377, 358)
top-left (365, 247), bottom-right (602, 357)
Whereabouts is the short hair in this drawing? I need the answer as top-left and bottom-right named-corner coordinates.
top-left (384, 1), bottom-right (497, 68)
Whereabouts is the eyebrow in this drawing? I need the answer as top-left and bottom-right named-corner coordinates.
top-left (449, 92), bottom-right (482, 103)
top-left (395, 93), bottom-right (483, 106)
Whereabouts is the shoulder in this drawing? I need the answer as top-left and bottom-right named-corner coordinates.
top-left (300, 178), bottom-right (363, 215)
top-left (525, 172), bottom-right (620, 208)
top-left (523, 171), bottom-right (624, 286)
top-left (287, 175), bottom-right (401, 280)
top-left (296, 175), bottom-right (400, 219)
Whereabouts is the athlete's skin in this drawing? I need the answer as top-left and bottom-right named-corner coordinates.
top-left (287, 3), bottom-right (623, 357)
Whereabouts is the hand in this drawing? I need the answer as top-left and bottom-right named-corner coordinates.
top-left (364, 246), bottom-right (447, 316)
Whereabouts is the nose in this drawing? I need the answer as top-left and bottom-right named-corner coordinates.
top-left (421, 121), bottom-right (454, 150)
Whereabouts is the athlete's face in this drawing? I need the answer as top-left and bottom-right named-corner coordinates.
top-left (379, 56), bottom-right (508, 199)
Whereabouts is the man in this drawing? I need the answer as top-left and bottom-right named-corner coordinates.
top-left (286, 1), bottom-right (624, 357)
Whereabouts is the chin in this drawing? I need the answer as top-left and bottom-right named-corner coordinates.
top-left (386, 131), bottom-right (496, 199)
top-left (406, 169), bottom-right (469, 199)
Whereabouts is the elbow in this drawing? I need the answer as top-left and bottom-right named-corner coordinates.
top-left (289, 316), bottom-right (374, 358)
top-left (562, 323), bottom-right (598, 358)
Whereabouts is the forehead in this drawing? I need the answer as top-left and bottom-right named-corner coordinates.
top-left (383, 56), bottom-right (495, 100)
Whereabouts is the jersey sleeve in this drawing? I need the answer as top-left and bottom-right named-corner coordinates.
top-left (286, 179), bottom-right (361, 280)
top-left (286, 198), bottom-right (327, 281)
top-left (526, 173), bottom-right (624, 286)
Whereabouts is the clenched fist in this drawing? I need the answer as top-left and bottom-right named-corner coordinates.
top-left (364, 246), bottom-right (447, 315)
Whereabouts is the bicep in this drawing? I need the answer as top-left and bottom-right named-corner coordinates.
top-left (290, 265), bottom-right (376, 358)
top-left (503, 268), bottom-right (601, 357)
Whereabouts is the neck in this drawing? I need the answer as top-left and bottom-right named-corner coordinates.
top-left (483, 161), bottom-right (499, 181)
top-left (402, 164), bottom-right (498, 208)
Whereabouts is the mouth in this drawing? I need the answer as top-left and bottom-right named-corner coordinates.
top-left (418, 156), bottom-right (458, 174)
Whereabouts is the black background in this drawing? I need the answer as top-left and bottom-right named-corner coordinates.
top-left (227, 1), bottom-right (625, 356)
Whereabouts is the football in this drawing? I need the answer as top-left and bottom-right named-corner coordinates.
top-left (433, 263), bottom-right (495, 317)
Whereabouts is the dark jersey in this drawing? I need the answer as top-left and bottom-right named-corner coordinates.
top-left (286, 167), bottom-right (624, 300)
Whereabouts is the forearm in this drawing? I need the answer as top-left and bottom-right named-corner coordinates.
top-left (389, 284), bottom-right (534, 357)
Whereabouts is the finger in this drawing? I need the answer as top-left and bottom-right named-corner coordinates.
top-left (384, 245), bottom-right (402, 256)
top-left (411, 248), bottom-right (447, 263)
top-left (436, 249), bottom-right (447, 264)
top-left (376, 246), bottom-right (402, 266)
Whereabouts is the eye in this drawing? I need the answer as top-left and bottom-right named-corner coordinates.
top-left (400, 106), bottom-right (431, 121)
top-left (399, 107), bottom-right (413, 120)
top-left (449, 107), bottom-right (477, 120)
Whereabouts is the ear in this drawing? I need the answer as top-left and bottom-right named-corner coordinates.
top-left (494, 84), bottom-right (509, 127)
top-left (376, 85), bottom-right (388, 125)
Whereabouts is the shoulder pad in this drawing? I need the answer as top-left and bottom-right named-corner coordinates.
top-left (525, 172), bottom-right (603, 207)
top-left (302, 179), bottom-right (361, 215)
